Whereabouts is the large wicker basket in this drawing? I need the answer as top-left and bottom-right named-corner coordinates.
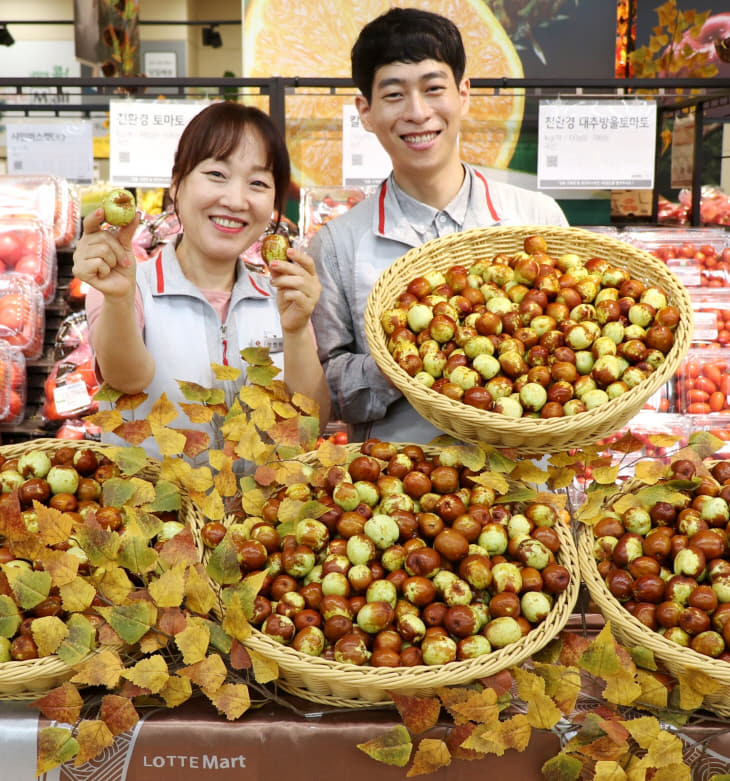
top-left (0, 438), bottom-right (205, 700)
top-left (578, 498), bottom-right (730, 717)
top-left (221, 444), bottom-right (581, 708)
top-left (364, 225), bottom-right (693, 455)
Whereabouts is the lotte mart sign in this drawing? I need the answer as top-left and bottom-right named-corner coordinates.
top-left (537, 100), bottom-right (657, 190)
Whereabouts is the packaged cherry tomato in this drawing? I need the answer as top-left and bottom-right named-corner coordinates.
top-left (689, 289), bottom-right (730, 348)
top-left (0, 272), bottom-right (45, 359)
top-left (0, 215), bottom-right (57, 303)
top-left (676, 348), bottom-right (730, 415)
top-left (299, 186), bottom-right (374, 243)
top-left (0, 346), bottom-right (27, 426)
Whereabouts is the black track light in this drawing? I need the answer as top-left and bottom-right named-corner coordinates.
top-left (202, 25), bottom-right (222, 48)
top-left (0, 24), bottom-right (15, 47)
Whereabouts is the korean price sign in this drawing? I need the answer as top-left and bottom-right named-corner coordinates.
top-left (537, 100), bottom-right (657, 189)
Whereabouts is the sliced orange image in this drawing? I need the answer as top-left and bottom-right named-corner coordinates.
top-left (243, 0), bottom-right (524, 190)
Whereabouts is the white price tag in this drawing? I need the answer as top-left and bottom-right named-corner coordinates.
top-left (5, 118), bottom-right (94, 183)
top-left (538, 100), bottom-right (656, 189)
top-left (342, 105), bottom-right (392, 186)
top-left (109, 100), bottom-right (210, 187)
top-left (53, 380), bottom-right (91, 416)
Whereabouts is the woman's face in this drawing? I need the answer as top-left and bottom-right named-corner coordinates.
top-left (171, 126), bottom-right (276, 266)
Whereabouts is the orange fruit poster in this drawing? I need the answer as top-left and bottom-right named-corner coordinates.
top-left (242, 0), bottom-right (525, 191)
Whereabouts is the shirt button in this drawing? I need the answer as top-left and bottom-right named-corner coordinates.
top-left (438, 214), bottom-right (448, 223)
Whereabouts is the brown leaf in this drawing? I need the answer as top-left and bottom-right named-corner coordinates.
top-left (389, 691), bottom-right (441, 735)
top-left (229, 638), bottom-right (252, 670)
top-left (33, 682), bottom-right (84, 725)
top-left (182, 429), bottom-right (211, 458)
top-left (157, 606), bottom-right (188, 637)
top-left (578, 735), bottom-right (628, 762)
top-left (113, 418), bottom-right (153, 445)
top-left (478, 669), bottom-right (513, 696)
top-left (158, 525), bottom-right (199, 567)
top-left (0, 489), bottom-right (27, 541)
top-left (444, 722), bottom-right (485, 761)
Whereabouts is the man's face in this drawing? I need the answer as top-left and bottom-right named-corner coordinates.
top-left (355, 59), bottom-right (469, 186)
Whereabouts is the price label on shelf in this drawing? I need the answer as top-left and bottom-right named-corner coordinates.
top-left (342, 105), bottom-right (392, 186)
top-left (5, 118), bottom-right (94, 183)
top-left (537, 100), bottom-right (657, 189)
top-left (108, 100), bottom-right (210, 187)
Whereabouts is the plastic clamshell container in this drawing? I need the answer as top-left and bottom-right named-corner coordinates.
top-left (0, 272), bottom-right (45, 360)
top-left (676, 347), bottom-right (730, 415)
top-left (0, 347), bottom-right (27, 426)
top-left (0, 214), bottom-right (57, 303)
top-left (299, 185), bottom-right (375, 243)
top-left (622, 227), bottom-right (730, 288)
top-left (689, 288), bottom-right (730, 347)
top-left (0, 174), bottom-right (81, 249)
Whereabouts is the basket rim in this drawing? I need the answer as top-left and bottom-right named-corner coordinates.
top-left (578, 522), bottom-right (730, 686)
top-left (228, 442), bottom-right (582, 705)
top-left (364, 225), bottom-right (693, 453)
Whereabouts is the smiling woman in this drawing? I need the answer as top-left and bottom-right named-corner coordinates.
top-left (243, 0), bottom-right (524, 189)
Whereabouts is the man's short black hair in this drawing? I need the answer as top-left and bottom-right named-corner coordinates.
top-left (351, 7), bottom-right (466, 102)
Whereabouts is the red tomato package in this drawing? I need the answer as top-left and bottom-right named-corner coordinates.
top-left (0, 215), bottom-right (57, 303)
top-left (0, 272), bottom-right (45, 360)
top-left (42, 342), bottom-right (99, 423)
top-left (0, 346), bottom-right (27, 426)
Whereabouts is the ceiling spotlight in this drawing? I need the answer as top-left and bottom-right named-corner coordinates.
top-left (202, 25), bottom-right (222, 49)
top-left (0, 24), bottom-right (14, 47)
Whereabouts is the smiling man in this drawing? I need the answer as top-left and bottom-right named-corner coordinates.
top-left (309, 7), bottom-right (568, 445)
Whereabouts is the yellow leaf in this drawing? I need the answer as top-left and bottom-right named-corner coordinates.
top-left (602, 668), bottom-right (643, 707)
top-left (241, 487), bottom-right (267, 516)
top-left (59, 578), bottom-right (96, 613)
top-left (71, 649), bottom-right (125, 689)
top-left (208, 449), bottom-right (232, 472)
top-left (291, 391), bottom-right (319, 417)
top-left (535, 491), bottom-right (566, 510)
top-left (160, 456), bottom-right (193, 484)
top-left (205, 682), bottom-right (251, 720)
top-left (182, 465), bottom-right (215, 493)
top-left (651, 765), bottom-right (691, 781)
top-left (152, 423), bottom-right (188, 457)
top-left (74, 720), bottom-right (114, 767)
top-left (185, 564), bottom-right (217, 615)
top-left (160, 674), bottom-right (193, 708)
top-left (180, 653), bottom-right (227, 690)
top-left (613, 493), bottom-right (641, 515)
top-left (84, 409), bottom-right (124, 432)
top-left (316, 438), bottom-right (348, 467)
top-left (212, 362), bottom-right (241, 381)
top-left (248, 647), bottom-right (279, 684)
top-left (440, 686), bottom-right (499, 726)
top-left (532, 662), bottom-right (581, 714)
top-left (622, 715), bottom-right (660, 748)
top-left (635, 670), bottom-right (669, 709)
top-left (199, 491), bottom-right (225, 522)
top-left (593, 465), bottom-right (621, 485)
top-left (357, 725), bottom-right (412, 768)
top-left (139, 630), bottom-right (167, 654)
top-left (677, 668), bottom-right (722, 710)
top-left (464, 470), bottom-right (510, 495)
top-left (35, 503), bottom-right (73, 547)
top-left (461, 722), bottom-right (506, 756)
top-left (94, 565), bottom-right (134, 604)
top-left (272, 400), bottom-right (298, 418)
top-left (646, 730), bottom-right (685, 767)
top-left (31, 615), bottom-right (69, 657)
top-left (546, 465), bottom-right (577, 490)
top-left (148, 392), bottom-right (178, 426)
top-left (594, 761), bottom-right (628, 781)
top-left (179, 401), bottom-right (215, 423)
top-left (37, 726), bottom-right (79, 776)
top-left (222, 593), bottom-right (252, 644)
top-left (634, 460), bottom-right (666, 484)
top-left (500, 713), bottom-right (531, 752)
top-left (647, 433), bottom-right (680, 449)
top-left (175, 615), bottom-right (211, 664)
top-left (512, 670), bottom-right (561, 729)
top-left (214, 464), bottom-right (238, 497)
top-left (406, 738), bottom-right (451, 777)
top-left (510, 462), bottom-right (549, 485)
top-left (122, 654), bottom-right (169, 693)
top-left (40, 549), bottom-right (80, 588)
top-left (148, 562), bottom-right (186, 608)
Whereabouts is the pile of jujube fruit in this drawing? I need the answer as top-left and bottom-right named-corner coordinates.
top-left (380, 235), bottom-right (681, 420)
top-left (202, 440), bottom-right (573, 668)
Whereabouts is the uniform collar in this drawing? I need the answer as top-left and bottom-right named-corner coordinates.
top-left (151, 241), bottom-right (272, 301)
top-left (373, 163), bottom-right (501, 244)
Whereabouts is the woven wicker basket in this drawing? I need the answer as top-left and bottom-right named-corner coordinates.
top-left (578, 498), bottom-right (730, 717)
top-left (0, 438), bottom-right (205, 700)
top-left (222, 443), bottom-right (581, 707)
top-left (364, 225), bottom-right (692, 455)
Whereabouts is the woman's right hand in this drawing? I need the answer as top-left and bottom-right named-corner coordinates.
top-left (72, 208), bottom-right (140, 300)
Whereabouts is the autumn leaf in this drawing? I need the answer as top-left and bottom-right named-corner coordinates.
top-left (608, 431), bottom-right (646, 454)
top-left (541, 752), bottom-right (584, 781)
top-left (512, 667), bottom-right (562, 729)
top-left (467, 470), bottom-right (509, 495)
top-left (184, 563), bottom-right (217, 615)
top-left (114, 418), bottom-right (153, 445)
top-left (148, 562), bottom-right (186, 608)
top-left (99, 693), bottom-right (140, 736)
top-left (32, 615), bottom-right (70, 657)
top-left (444, 722), bottom-right (485, 761)
top-left (59, 577), bottom-right (96, 614)
top-left (56, 614), bottom-right (96, 666)
top-left (179, 402), bottom-right (215, 424)
top-left (122, 654), bottom-right (169, 693)
top-left (478, 669), bottom-right (514, 696)
top-left (532, 662), bottom-right (582, 714)
top-left (85, 408), bottom-right (124, 432)
top-left (153, 424), bottom-right (188, 457)
top-left (229, 638), bottom-right (252, 670)
top-left (291, 390), bottom-right (319, 418)
top-left (7, 567), bottom-right (51, 610)
top-left (207, 534), bottom-right (242, 585)
top-left (438, 686), bottom-right (499, 726)
top-left (205, 682), bottom-right (251, 720)
top-left (147, 392), bottom-right (178, 426)
top-left (97, 601), bottom-right (158, 645)
top-left (510, 461), bottom-right (550, 485)
top-left (71, 648), bottom-right (125, 688)
top-left (388, 692), bottom-right (441, 735)
top-left (593, 465), bottom-right (621, 485)
top-left (34, 502), bottom-right (74, 547)
top-left (0, 594), bottom-right (22, 638)
top-left (37, 726), bottom-right (79, 775)
top-left (593, 761), bottom-right (628, 780)
top-left (118, 531), bottom-right (159, 575)
top-left (357, 725), bottom-right (412, 767)
top-left (676, 668), bottom-right (723, 711)
top-left (406, 738), bottom-right (451, 777)
top-left (222, 591), bottom-right (253, 644)
top-left (602, 668), bottom-right (642, 707)
top-left (38, 548), bottom-right (79, 588)
top-left (175, 615), bottom-right (211, 664)
top-left (579, 624), bottom-right (626, 679)
top-left (159, 674), bottom-right (193, 708)
top-left (93, 565), bottom-right (134, 605)
top-left (76, 719), bottom-right (116, 767)
top-left (635, 669), bottom-right (669, 708)
top-left (33, 682), bottom-right (85, 725)
top-left (179, 653), bottom-right (228, 690)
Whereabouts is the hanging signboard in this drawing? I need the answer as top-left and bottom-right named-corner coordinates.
top-left (537, 100), bottom-right (657, 189)
top-left (341, 105), bottom-right (392, 186)
top-left (5, 118), bottom-right (94, 183)
top-left (670, 113), bottom-right (695, 190)
top-left (108, 100), bottom-right (210, 187)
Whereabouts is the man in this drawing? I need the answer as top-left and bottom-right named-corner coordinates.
top-left (310, 7), bottom-right (568, 444)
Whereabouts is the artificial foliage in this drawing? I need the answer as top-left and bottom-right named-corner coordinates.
top-left (1, 350), bottom-right (728, 777)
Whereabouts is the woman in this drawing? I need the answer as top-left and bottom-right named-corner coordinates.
top-left (73, 101), bottom-right (330, 456)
